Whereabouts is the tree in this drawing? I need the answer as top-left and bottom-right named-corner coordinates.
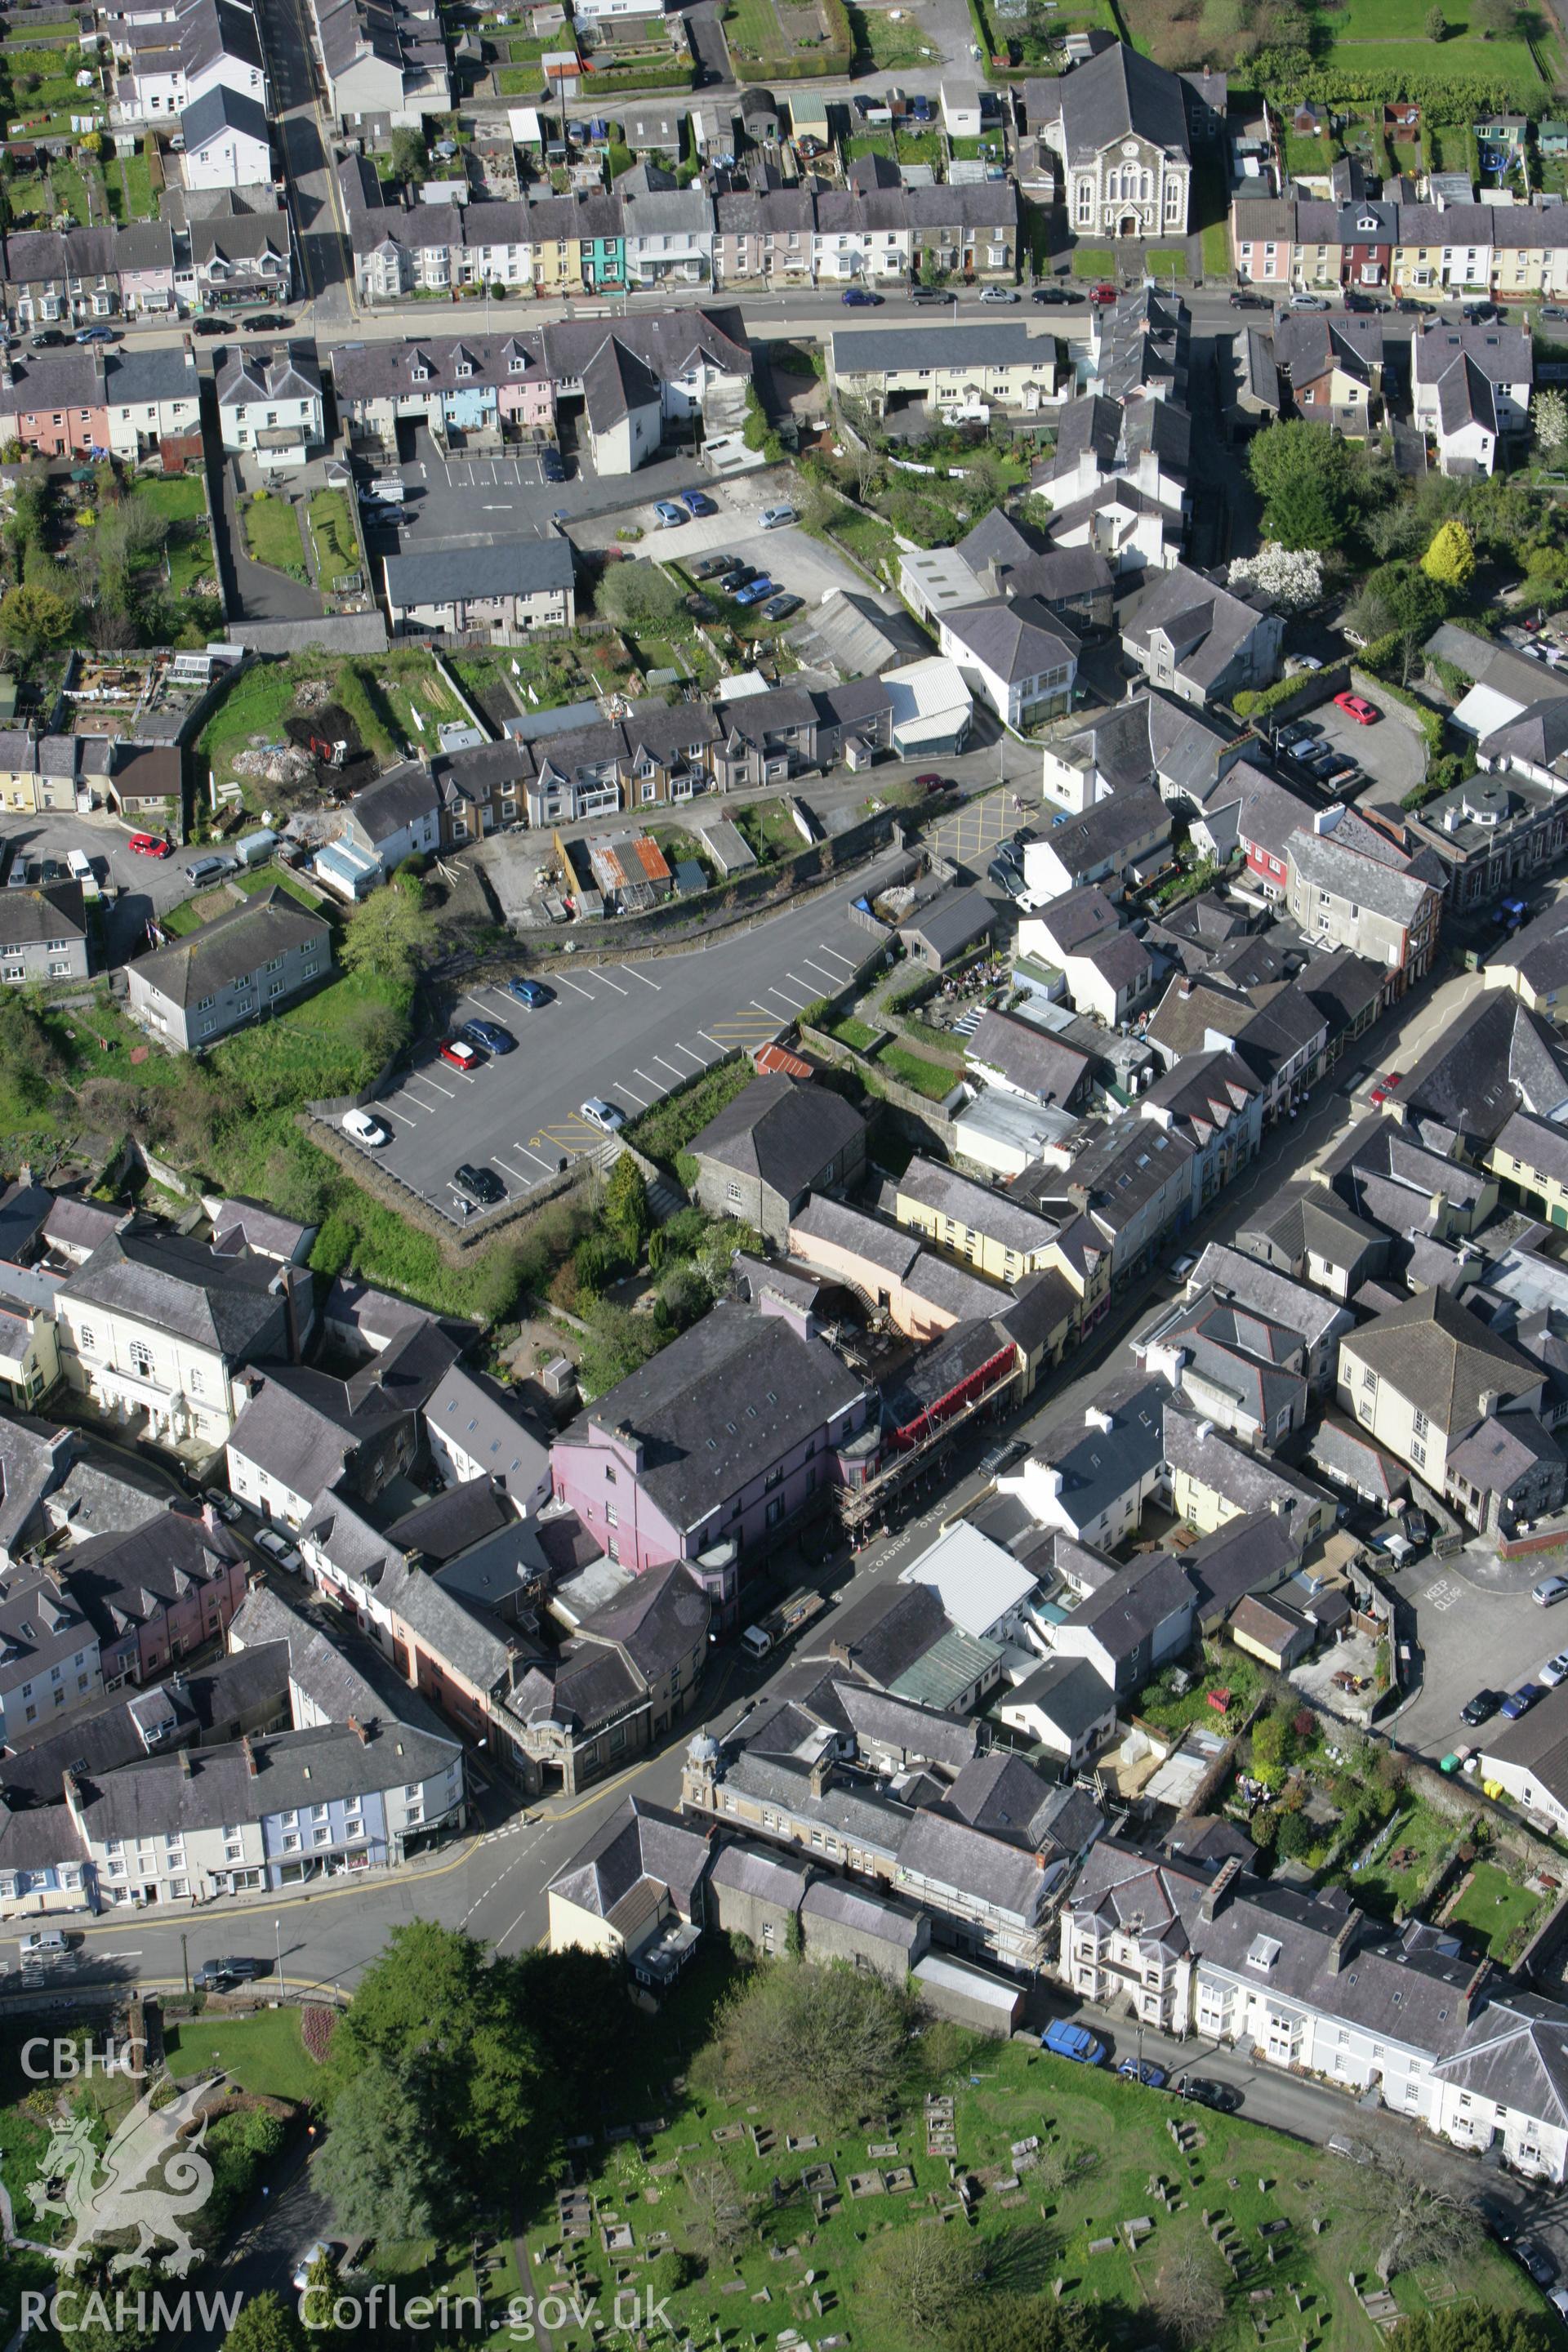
top-left (604, 1152), bottom-right (651, 1263)
top-left (1347, 559), bottom-right (1449, 646)
top-left (1391, 2314), bottom-right (1550, 2352)
top-left (680, 2158), bottom-right (755, 2263)
top-left (387, 125), bottom-right (426, 183)
top-left (1245, 421), bottom-right (1359, 551)
top-left (315, 2058), bottom-right (452, 2238)
top-left (861, 2225), bottom-right (984, 2346)
top-left (220, 2295), bottom-right (305, 2352)
top-left (1534, 388), bottom-right (1568, 453)
top-left (595, 559), bottom-right (685, 635)
top-left (1471, 0), bottom-right (1519, 32)
top-left (0, 581), bottom-right (75, 658)
top-left (1151, 2246), bottom-right (1229, 2350)
top-left (956, 2301), bottom-right (1104, 2352)
top-left (1226, 541), bottom-right (1324, 612)
top-left (712, 1960), bottom-right (915, 2127)
top-left (301, 2245), bottom-right (345, 2340)
top-left (1423, 5), bottom-right (1446, 35)
top-left (339, 884), bottom-right (435, 987)
top-left (1359, 2140), bottom-right (1483, 2283)
top-left (1422, 518), bottom-right (1476, 590)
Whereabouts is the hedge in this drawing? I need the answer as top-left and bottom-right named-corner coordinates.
top-left (1232, 675), bottom-right (1324, 720)
top-left (587, 57), bottom-right (694, 87)
top-left (1249, 44), bottom-right (1541, 114)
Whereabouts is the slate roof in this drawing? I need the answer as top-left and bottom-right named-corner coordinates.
top-left (1430, 1990), bottom-right (1568, 2128)
top-left (1398, 988), bottom-right (1568, 1151)
top-left (1003, 1652), bottom-right (1116, 1739)
top-left (893, 1153), bottom-right (1057, 1256)
top-left (897, 885), bottom-right (995, 961)
top-left (424, 1365), bottom-right (548, 1498)
top-left (0, 1642), bottom-right (288, 1810)
top-left (127, 888), bottom-right (327, 1011)
top-left (384, 537), bottom-right (574, 610)
top-left (180, 82), bottom-right (270, 154)
top-left (0, 881), bottom-right (86, 947)
top-left (800, 1876), bottom-right (927, 1948)
top-left (967, 1008), bottom-right (1089, 1105)
top-left (688, 1072), bottom-right (866, 1196)
top-left (71, 1717), bottom-right (459, 1843)
top-left (832, 322), bottom-right (1037, 376)
top-left (1065, 1549), bottom-right (1195, 1660)
top-left (1047, 39), bottom-right (1191, 166)
top-left (1347, 1287), bottom-right (1541, 1430)
top-left (1164, 1404), bottom-right (1333, 1539)
top-left (896, 1803), bottom-right (1058, 1915)
top-left (63, 1229), bottom-right (287, 1359)
top-left (1123, 561), bottom-right (1276, 693)
top-left (564, 1301), bottom-right (868, 1535)
top-left (1067, 1838), bottom-right (1209, 1958)
top-left (1024, 1369), bottom-right (1171, 1528)
top-left (942, 595), bottom-right (1080, 683)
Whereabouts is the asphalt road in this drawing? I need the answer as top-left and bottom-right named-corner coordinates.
top-left (355, 851), bottom-right (899, 1218)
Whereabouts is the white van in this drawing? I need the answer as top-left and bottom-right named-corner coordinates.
top-left (740, 1624), bottom-right (773, 1661)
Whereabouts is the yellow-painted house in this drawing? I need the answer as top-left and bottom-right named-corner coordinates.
top-left (891, 1152), bottom-right (1061, 1285)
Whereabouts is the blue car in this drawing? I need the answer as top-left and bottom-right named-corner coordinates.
top-left (506, 976), bottom-right (553, 1009)
top-left (840, 287), bottom-right (882, 307)
top-left (1117, 2059), bottom-right (1168, 2089)
top-left (75, 325), bottom-right (118, 344)
top-left (460, 1017), bottom-right (517, 1055)
top-left (679, 489), bottom-right (716, 517)
top-left (733, 577), bottom-right (776, 607)
top-left (1503, 1682), bottom-right (1545, 1719)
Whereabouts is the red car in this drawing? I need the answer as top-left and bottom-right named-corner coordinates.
top-left (915, 773), bottom-right (947, 793)
top-left (1381, 1071), bottom-right (1403, 1090)
top-left (1089, 281), bottom-right (1119, 305)
top-left (1369, 1086), bottom-right (1387, 1107)
top-left (127, 831), bottom-right (171, 858)
top-left (439, 1038), bottom-right (480, 1072)
top-left (1335, 692), bottom-right (1380, 725)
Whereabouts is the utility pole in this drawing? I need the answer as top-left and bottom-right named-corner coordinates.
top-left (274, 1916), bottom-right (283, 1984)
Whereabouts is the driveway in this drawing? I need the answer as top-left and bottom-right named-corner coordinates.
top-left (211, 452), bottom-right (325, 626)
top-left (1389, 1550), bottom-right (1568, 1762)
top-left (1279, 692), bottom-right (1427, 822)
top-left (350, 852), bottom-right (899, 1220)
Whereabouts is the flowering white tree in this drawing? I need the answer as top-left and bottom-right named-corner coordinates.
top-left (1534, 387), bottom-right (1568, 454)
top-left (1227, 542), bottom-right (1325, 613)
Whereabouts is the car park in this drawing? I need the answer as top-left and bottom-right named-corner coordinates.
top-left (128, 831), bottom-right (171, 858)
top-left (439, 1038), bottom-right (480, 1072)
top-left (762, 593), bottom-right (803, 621)
top-left (452, 1162), bottom-right (505, 1208)
top-left (1334, 692), bottom-right (1380, 724)
top-left (255, 1526), bottom-right (302, 1572)
top-left (461, 1017), bottom-right (517, 1056)
top-left (1502, 1682), bottom-right (1545, 1718)
top-left (719, 563), bottom-right (758, 590)
top-left (760, 505), bottom-right (797, 528)
top-left (841, 287), bottom-right (883, 306)
top-left (679, 488), bottom-right (716, 518)
top-left (1543, 1650), bottom-right (1568, 1688)
top-left (341, 1108), bottom-right (391, 1147)
top-left (653, 501), bottom-right (685, 527)
top-left (979, 286), bottom-right (1020, 304)
top-left (581, 1097), bottom-right (625, 1133)
top-left (506, 976), bottom-right (552, 1009)
top-left (1117, 2059), bottom-right (1168, 2088)
top-left (1461, 1688), bottom-right (1503, 1725)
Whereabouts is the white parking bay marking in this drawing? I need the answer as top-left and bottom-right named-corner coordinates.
top-left (594, 969), bottom-right (629, 995)
top-left (621, 964), bottom-right (660, 989)
top-left (557, 974), bottom-right (595, 997)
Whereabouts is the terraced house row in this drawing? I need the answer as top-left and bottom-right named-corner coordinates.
top-left (0, 209), bottom-right (292, 331)
top-left (336, 153), bottom-right (1020, 303)
top-left (1232, 191), bottom-right (1568, 298)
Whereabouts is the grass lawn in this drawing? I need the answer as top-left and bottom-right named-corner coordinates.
top-left (847, 3), bottom-right (938, 64)
top-left (133, 473), bottom-right (206, 523)
top-left (831, 1014), bottom-right (878, 1050)
top-left (164, 2008), bottom-right (323, 2107)
top-left (1331, 1795), bottom-right (1457, 1919)
top-left (112, 147), bottom-right (154, 220)
top-left (523, 1953), bottom-right (1541, 2352)
top-left (1446, 1859), bottom-right (1549, 1959)
top-left (196, 662), bottom-right (299, 790)
top-left (232, 862), bottom-right (329, 913)
top-left (308, 488), bottom-right (359, 586)
top-left (47, 158), bottom-right (91, 222)
top-left (723, 0), bottom-right (787, 56)
top-left (1202, 217), bottom-right (1232, 275)
top-left (1144, 246), bottom-right (1188, 280)
top-left (165, 521), bottom-right (215, 598)
top-left (1070, 244), bottom-right (1116, 278)
top-left (216, 964), bottom-right (409, 1105)
top-left (877, 1041), bottom-right (961, 1098)
top-left (242, 492), bottom-right (307, 581)
top-left (844, 131), bottom-right (896, 162)
top-left (1135, 1648), bottom-right (1266, 1738)
top-left (736, 798), bottom-right (804, 861)
top-left (497, 65), bottom-right (546, 91)
top-left (1284, 131), bottom-right (1335, 177)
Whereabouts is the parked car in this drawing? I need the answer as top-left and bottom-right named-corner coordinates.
top-left (1542, 1650), bottom-right (1568, 1688)
top-left (20, 1928), bottom-right (70, 1957)
top-left (128, 831), bottom-right (172, 858)
top-left (760, 505), bottom-right (797, 529)
top-left (1343, 290), bottom-right (1386, 313)
top-left (341, 1107), bottom-right (391, 1147)
top-left (75, 325), bottom-right (119, 343)
top-left (840, 287), bottom-right (883, 306)
top-left (719, 563), bottom-right (759, 590)
top-left (1289, 292), bottom-right (1330, 310)
top-left (242, 313), bottom-right (292, 332)
top-left (438, 1037), bottom-right (481, 1072)
top-left (452, 1162), bottom-right (505, 1208)
top-left (978, 1437), bottom-right (1026, 1477)
top-left (762, 593), bottom-right (802, 621)
top-left (506, 975), bottom-right (552, 1009)
top-left (1461, 1688), bottom-right (1503, 1726)
top-left (460, 1017), bottom-right (516, 1056)
top-left (1041, 2018), bottom-right (1107, 2065)
top-left (29, 329), bottom-right (68, 348)
top-left (1379, 1070), bottom-right (1403, 1090)
top-left (540, 450), bottom-right (566, 482)
top-left (5, 857), bottom-right (34, 889)
top-left (255, 1526), bottom-right (302, 1572)
top-left (1177, 2077), bottom-right (1242, 2112)
top-left (910, 285), bottom-right (951, 302)
top-left (693, 551), bottom-right (738, 577)
top-left (185, 853), bottom-right (236, 884)
top-left (292, 2243), bottom-right (350, 2295)
top-left (1089, 280), bottom-right (1119, 305)
top-left (1517, 2240), bottom-right (1558, 2288)
top-left (1117, 2059), bottom-right (1168, 2088)
top-left (1334, 691), bottom-right (1380, 724)
top-left (915, 773), bottom-right (948, 793)
top-left (653, 501), bottom-right (685, 527)
top-left (191, 318), bottom-right (227, 336)
top-left (678, 488), bottom-right (716, 517)
top-left (978, 286), bottom-right (1020, 304)
top-left (195, 1956), bottom-right (262, 1991)
top-left (1032, 284), bottom-right (1085, 304)
top-left (1502, 1682), bottom-right (1545, 1719)
top-left (201, 1486), bottom-right (243, 1523)
top-left (580, 1097), bottom-right (625, 1133)
top-left (1229, 289), bottom-right (1268, 308)
top-left (1541, 304), bottom-right (1568, 324)
top-left (733, 577), bottom-right (776, 607)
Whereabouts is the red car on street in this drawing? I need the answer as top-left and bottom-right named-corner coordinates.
top-left (1089, 281), bottom-right (1119, 305)
top-left (1334, 692), bottom-right (1380, 725)
top-left (128, 831), bottom-right (171, 858)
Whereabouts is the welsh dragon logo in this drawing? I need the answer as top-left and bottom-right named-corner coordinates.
top-left (22, 2074), bottom-right (218, 2274)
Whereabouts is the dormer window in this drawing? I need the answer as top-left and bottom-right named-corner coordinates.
top-left (455, 362), bottom-right (473, 379)
top-left (411, 365), bottom-right (430, 383)
top-left (508, 357), bottom-right (525, 373)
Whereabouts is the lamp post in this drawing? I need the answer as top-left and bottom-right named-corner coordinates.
top-left (274, 1916), bottom-right (282, 1984)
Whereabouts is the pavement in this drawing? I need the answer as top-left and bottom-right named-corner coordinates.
top-left (354, 849), bottom-right (898, 1218)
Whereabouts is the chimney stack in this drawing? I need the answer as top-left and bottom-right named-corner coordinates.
top-left (241, 1735), bottom-right (257, 1778)
top-left (347, 1713), bottom-right (368, 1745)
top-left (179, 1744), bottom-right (193, 1777)
top-left (1459, 1957), bottom-right (1490, 2023)
top-left (1199, 1854), bottom-right (1242, 1923)
top-left (1327, 1905), bottom-right (1361, 1975)
top-left (1477, 1387), bottom-right (1501, 1420)
top-left (808, 1748), bottom-right (831, 1798)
